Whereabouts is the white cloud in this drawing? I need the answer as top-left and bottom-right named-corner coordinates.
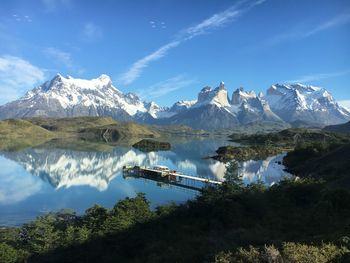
top-left (0, 55), bottom-right (45, 105)
top-left (339, 100), bottom-right (350, 111)
top-left (41, 0), bottom-right (72, 12)
top-left (44, 47), bottom-right (73, 68)
top-left (284, 69), bottom-right (350, 83)
top-left (44, 47), bottom-right (85, 74)
top-left (305, 13), bottom-right (350, 37)
top-left (119, 41), bottom-right (181, 85)
top-left (138, 75), bottom-right (196, 99)
top-left (118, 0), bottom-right (266, 85)
top-left (262, 12), bottom-right (350, 47)
top-left (83, 22), bottom-right (103, 41)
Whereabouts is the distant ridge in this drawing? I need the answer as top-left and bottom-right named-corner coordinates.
top-left (323, 121), bottom-right (350, 134)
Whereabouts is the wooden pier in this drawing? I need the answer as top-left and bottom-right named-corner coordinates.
top-left (123, 165), bottom-right (223, 187)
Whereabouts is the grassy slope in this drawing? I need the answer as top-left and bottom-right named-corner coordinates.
top-left (0, 119), bottom-right (54, 151)
top-left (0, 119), bottom-right (53, 138)
top-left (27, 117), bottom-right (117, 134)
top-left (0, 117), bottom-right (211, 150)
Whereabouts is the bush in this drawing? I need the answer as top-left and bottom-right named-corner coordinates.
top-left (214, 243), bottom-right (348, 263)
top-left (0, 243), bottom-right (18, 263)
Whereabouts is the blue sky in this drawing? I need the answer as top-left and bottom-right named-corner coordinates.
top-left (0, 0), bottom-right (349, 107)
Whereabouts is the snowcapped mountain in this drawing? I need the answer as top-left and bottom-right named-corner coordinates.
top-left (0, 74), bottom-right (348, 129)
top-left (265, 84), bottom-right (350, 125)
top-left (231, 87), bottom-right (282, 124)
top-left (0, 74), bottom-right (160, 120)
top-left (159, 82), bottom-right (282, 130)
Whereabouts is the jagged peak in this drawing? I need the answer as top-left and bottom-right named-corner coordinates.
top-left (200, 86), bottom-right (212, 93)
top-left (233, 87), bottom-right (256, 98)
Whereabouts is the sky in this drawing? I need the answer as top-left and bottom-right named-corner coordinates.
top-left (0, 0), bottom-right (349, 108)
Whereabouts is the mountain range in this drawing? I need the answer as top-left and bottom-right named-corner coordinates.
top-left (0, 74), bottom-right (349, 130)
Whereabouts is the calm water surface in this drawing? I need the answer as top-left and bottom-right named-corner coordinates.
top-left (0, 138), bottom-right (290, 226)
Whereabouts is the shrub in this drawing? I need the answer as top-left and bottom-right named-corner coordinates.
top-left (0, 243), bottom-right (18, 263)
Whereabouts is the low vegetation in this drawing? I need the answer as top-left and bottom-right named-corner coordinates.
top-left (214, 128), bottom-right (350, 162)
top-left (230, 128), bottom-right (349, 146)
top-left (213, 145), bottom-right (285, 162)
top-left (284, 142), bottom-right (350, 188)
top-left (214, 242), bottom-right (348, 263)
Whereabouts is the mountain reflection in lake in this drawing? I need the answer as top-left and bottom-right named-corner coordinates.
top-left (0, 138), bottom-right (290, 226)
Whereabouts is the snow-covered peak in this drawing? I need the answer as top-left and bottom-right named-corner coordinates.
top-left (144, 101), bottom-right (166, 118)
top-left (175, 100), bottom-right (197, 108)
top-left (265, 83), bottom-right (350, 124)
top-left (15, 74), bottom-right (163, 117)
top-left (266, 83), bottom-right (332, 111)
top-left (98, 74), bottom-right (112, 83)
top-left (169, 100), bottom-right (197, 114)
top-left (196, 82), bottom-right (230, 108)
top-left (231, 87), bottom-right (257, 105)
top-left (268, 83), bottom-right (322, 97)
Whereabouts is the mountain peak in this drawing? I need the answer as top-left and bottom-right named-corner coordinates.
top-left (98, 74), bottom-right (112, 83)
top-left (232, 87), bottom-right (257, 105)
top-left (196, 83), bottom-right (229, 108)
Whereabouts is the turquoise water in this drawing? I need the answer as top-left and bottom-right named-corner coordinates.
top-left (0, 138), bottom-right (290, 226)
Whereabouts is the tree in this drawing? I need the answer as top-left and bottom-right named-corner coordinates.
top-left (84, 204), bottom-right (108, 234)
top-left (224, 160), bottom-right (243, 187)
top-left (20, 214), bottom-right (60, 253)
top-left (102, 193), bottom-right (154, 233)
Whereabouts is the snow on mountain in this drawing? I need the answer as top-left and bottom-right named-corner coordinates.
top-left (195, 81), bottom-right (230, 108)
top-left (0, 74), bottom-right (348, 129)
top-left (0, 74), bottom-right (160, 120)
top-left (265, 83), bottom-right (350, 125)
top-left (170, 100), bottom-right (197, 112)
top-left (161, 82), bottom-right (283, 130)
top-left (230, 87), bottom-right (283, 124)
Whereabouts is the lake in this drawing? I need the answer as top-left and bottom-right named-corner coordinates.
top-left (0, 138), bottom-right (291, 226)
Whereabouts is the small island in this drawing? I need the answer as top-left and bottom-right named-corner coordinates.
top-left (132, 139), bottom-right (171, 152)
top-left (213, 145), bottom-right (285, 162)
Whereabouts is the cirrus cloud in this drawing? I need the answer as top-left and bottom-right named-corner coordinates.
top-left (137, 75), bottom-right (196, 99)
top-left (118, 0), bottom-right (266, 85)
